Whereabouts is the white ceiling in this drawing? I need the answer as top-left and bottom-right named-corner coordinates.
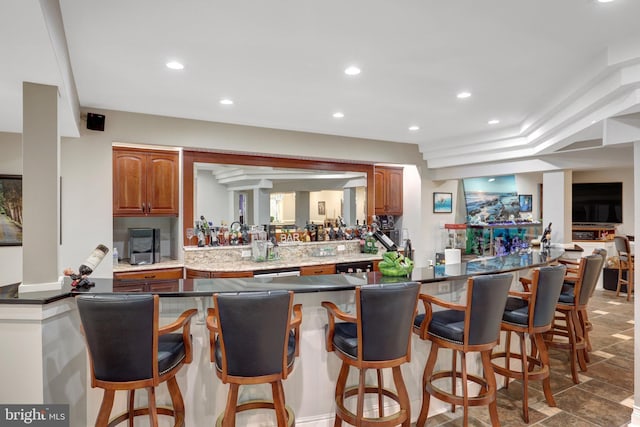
top-left (3, 0), bottom-right (640, 169)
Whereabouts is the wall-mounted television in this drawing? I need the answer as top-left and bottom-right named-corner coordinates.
top-left (572, 182), bottom-right (622, 224)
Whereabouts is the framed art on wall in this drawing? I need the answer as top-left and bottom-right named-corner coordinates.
top-left (0, 175), bottom-right (22, 246)
top-left (433, 192), bottom-right (453, 213)
top-left (519, 194), bottom-right (532, 212)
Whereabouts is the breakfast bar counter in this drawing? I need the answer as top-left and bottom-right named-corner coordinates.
top-left (0, 248), bottom-right (564, 426)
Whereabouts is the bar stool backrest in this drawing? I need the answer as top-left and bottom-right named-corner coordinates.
top-left (215, 290), bottom-right (291, 377)
top-left (359, 282), bottom-right (420, 361)
top-left (532, 265), bottom-right (566, 328)
top-left (578, 254), bottom-right (605, 306)
top-left (468, 274), bottom-right (512, 346)
top-left (77, 294), bottom-right (156, 382)
top-left (614, 236), bottom-right (631, 262)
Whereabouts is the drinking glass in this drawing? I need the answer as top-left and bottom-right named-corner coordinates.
top-left (185, 228), bottom-right (196, 246)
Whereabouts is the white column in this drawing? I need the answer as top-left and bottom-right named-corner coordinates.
top-left (631, 140), bottom-right (640, 427)
top-left (295, 191), bottom-right (310, 228)
top-left (21, 82), bottom-right (60, 287)
top-left (254, 188), bottom-right (271, 228)
top-left (542, 170), bottom-right (572, 244)
top-left (343, 187), bottom-right (357, 226)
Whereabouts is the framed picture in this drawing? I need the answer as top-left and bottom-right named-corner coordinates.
top-left (0, 175), bottom-right (22, 246)
top-left (519, 194), bottom-right (532, 212)
top-left (318, 201), bottom-right (326, 215)
top-left (433, 192), bottom-right (452, 213)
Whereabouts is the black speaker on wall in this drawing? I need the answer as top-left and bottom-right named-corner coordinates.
top-left (86, 113), bottom-right (105, 131)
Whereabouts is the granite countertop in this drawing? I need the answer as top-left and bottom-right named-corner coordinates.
top-left (1, 248), bottom-right (565, 304)
top-left (186, 252), bottom-right (383, 272)
top-left (113, 253), bottom-right (383, 273)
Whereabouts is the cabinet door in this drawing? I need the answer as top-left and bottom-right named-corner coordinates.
top-left (185, 269), bottom-right (212, 279)
top-left (113, 149), bottom-right (147, 216)
top-left (147, 152), bottom-right (179, 216)
top-left (385, 167), bottom-right (404, 215)
top-left (300, 264), bottom-right (336, 276)
top-left (114, 267), bottom-right (183, 280)
top-left (212, 271), bottom-right (254, 278)
top-left (374, 169), bottom-right (386, 213)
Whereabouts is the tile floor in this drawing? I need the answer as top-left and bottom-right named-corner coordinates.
top-left (422, 288), bottom-right (634, 426)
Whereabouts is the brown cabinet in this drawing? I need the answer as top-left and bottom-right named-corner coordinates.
top-left (185, 268), bottom-right (254, 278)
top-left (299, 264), bottom-right (336, 276)
top-left (113, 267), bottom-right (183, 292)
top-left (113, 147), bottom-right (179, 216)
top-left (113, 267), bottom-right (183, 281)
top-left (374, 166), bottom-right (403, 216)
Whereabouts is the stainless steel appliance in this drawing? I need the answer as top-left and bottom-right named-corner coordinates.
top-left (129, 228), bottom-right (161, 265)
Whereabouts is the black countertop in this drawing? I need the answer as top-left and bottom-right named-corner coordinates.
top-left (0, 248), bottom-right (565, 305)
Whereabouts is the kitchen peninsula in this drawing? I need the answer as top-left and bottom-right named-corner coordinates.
top-left (0, 248), bottom-right (563, 426)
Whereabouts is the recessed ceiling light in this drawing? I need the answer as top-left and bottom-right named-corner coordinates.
top-left (488, 119), bottom-right (500, 125)
top-left (488, 178), bottom-right (496, 182)
top-left (408, 125), bottom-right (420, 131)
top-left (166, 61), bottom-right (184, 70)
top-left (344, 66), bottom-right (361, 76)
top-left (333, 112), bottom-right (344, 118)
top-left (597, 0), bottom-right (614, 3)
top-left (457, 91), bottom-right (472, 99)
top-left (220, 99), bottom-right (234, 105)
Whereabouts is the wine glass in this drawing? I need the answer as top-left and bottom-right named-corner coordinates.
top-left (185, 228), bottom-right (196, 246)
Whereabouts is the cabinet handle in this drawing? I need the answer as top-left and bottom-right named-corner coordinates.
top-left (147, 203), bottom-right (151, 213)
top-left (144, 275), bottom-right (155, 279)
top-left (141, 204), bottom-right (146, 213)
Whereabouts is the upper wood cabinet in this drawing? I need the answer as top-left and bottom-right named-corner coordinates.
top-left (374, 166), bottom-right (403, 216)
top-left (113, 147), bottom-right (179, 216)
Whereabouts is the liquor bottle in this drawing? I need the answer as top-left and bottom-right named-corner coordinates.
top-left (78, 244), bottom-right (109, 276)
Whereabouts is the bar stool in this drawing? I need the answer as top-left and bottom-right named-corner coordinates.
top-left (544, 253), bottom-right (603, 383)
top-left (558, 248), bottom-right (607, 356)
top-left (490, 265), bottom-right (566, 422)
top-left (413, 273), bottom-right (513, 427)
top-left (614, 235), bottom-right (634, 301)
top-left (206, 290), bottom-right (302, 427)
top-left (321, 282), bottom-right (421, 427)
top-left (77, 294), bottom-right (197, 427)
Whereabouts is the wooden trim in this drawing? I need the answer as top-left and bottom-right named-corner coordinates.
top-left (183, 150), bottom-right (375, 243)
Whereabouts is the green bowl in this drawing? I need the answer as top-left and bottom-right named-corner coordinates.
top-left (379, 266), bottom-right (413, 277)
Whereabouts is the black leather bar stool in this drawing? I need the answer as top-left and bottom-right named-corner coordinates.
top-left (322, 282), bottom-right (421, 427)
top-left (413, 273), bottom-right (513, 427)
top-left (490, 265), bottom-right (566, 422)
top-left (206, 290), bottom-right (302, 427)
top-left (557, 248), bottom-right (606, 357)
top-left (544, 253), bottom-right (603, 383)
top-left (77, 294), bottom-right (197, 427)
top-left (614, 235), bottom-right (634, 301)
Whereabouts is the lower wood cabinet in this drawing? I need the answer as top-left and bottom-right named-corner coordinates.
top-left (113, 267), bottom-right (183, 292)
top-left (299, 264), bottom-right (336, 276)
top-left (185, 268), bottom-right (254, 278)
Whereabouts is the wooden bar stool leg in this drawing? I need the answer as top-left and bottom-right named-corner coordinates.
top-left (271, 381), bottom-right (287, 427)
top-left (417, 343), bottom-right (439, 427)
top-left (504, 330), bottom-right (512, 389)
top-left (392, 366), bottom-right (411, 427)
top-left (357, 368), bottom-right (366, 422)
top-left (146, 387), bottom-right (159, 427)
top-left (96, 389), bottom-right (115, 427)
top-left (167, 376), bottom-right (186, 427)
top-left (534, 332), bottom-right (556, 408)
top-left (127, 390), bottom-right (135, 427)
top-left (461, 351), bottom-right (469, 426)
top-left (519, 332), bottom-right (529, 423)
top-left (377, 369), bottom-right (384, 417)
top-left (451, 349), bottom-right (457, 413)
top-left (481, 350), bottom-right (501, 427)
top-left (564, 311), bottom-right (580, 384)
top-left (222, 384), bottom-right (239, 427)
